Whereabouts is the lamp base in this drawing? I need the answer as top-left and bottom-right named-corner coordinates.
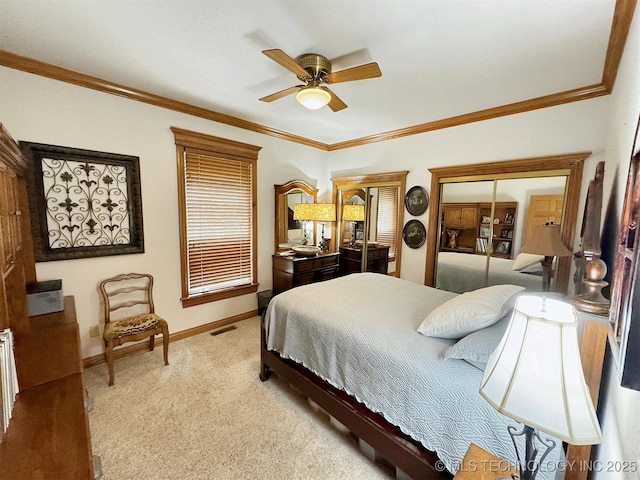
top-left (508, 425), bottom-right (556, 480)
top-left (571, 258), bottom-right (610, 315)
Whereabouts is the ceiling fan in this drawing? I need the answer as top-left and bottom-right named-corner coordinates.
top-left (259, 49), bottom-right (382, 112)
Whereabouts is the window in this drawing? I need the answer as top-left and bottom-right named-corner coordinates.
top-left (377, 186), bottom-right (398, 259)
top-left (172, 127), bottom-right (260, 307)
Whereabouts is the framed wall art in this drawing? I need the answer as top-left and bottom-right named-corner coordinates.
top-left (404, 186), bottom-right (429, 216)
top-left (20, 142), bottom-right (144, 261)
top-left (402, 219), bottom-right (426, 249)
top-left (608, 114), bottom-right (640, 391)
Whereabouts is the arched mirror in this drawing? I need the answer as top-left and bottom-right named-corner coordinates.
top-left (425, 153), bottom-right (589, 294)
top-left (332, 171), bottom-right (408, 277)
top-left (274, 180), bottom-right (318, 252)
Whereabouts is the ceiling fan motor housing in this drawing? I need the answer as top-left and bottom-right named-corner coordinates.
top-left (296, 53), bottom-right (331, 80)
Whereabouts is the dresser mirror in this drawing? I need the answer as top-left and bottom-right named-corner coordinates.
top-left (331, 171), bottom-right (408, 277)
top-left (425, 153), bottom-right (589, 294)
top-left (274, 180), bottom-right (318, 252)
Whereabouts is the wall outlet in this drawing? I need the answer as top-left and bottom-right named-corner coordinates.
top-left (89, 325), bottom-right (100, 337)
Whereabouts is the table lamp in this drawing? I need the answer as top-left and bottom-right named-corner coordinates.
top-left (520, 223), bottom-right (572, 291)
top-left (479, 295), bottom-right (602, 480)
top-left (293, 203), bottom-right (336, 251)
top-left (342, 204), bottom-right (365, 247)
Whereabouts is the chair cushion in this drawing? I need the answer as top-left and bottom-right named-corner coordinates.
top-left (104, 313), bottom-right (167, 340)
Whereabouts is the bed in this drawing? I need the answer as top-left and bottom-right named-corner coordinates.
top-left (260, 273), bottom-right (607, 480)
top-left (436, 252), bottom-right (544, 293)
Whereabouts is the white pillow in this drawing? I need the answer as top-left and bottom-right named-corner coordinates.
top-left (417, 284), bottom-right (524, 339)
top-left (442, 315), bottom-right (511, 366)
top-left (512, 253), bottom-right (544, 271)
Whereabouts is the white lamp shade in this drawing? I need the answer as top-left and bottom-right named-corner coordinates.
top-left (479, 295), bottom-right (602, 445)
top-left (296, 87), bottom-right (331, 110)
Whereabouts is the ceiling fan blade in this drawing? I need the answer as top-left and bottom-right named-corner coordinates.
top-left (324, 62), bottom-right (382, 84)
top-left (262, 49), bottom-right (309, 78)
top-left (259, 85), bottom-right (302, 103)
top-left (324, 87), bottom-right (347, 112)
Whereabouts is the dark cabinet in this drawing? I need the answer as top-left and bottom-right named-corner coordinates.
top-left (272, 252), bottom-right (340, 294)
top-left (339, 245), bottom-right (390, 275)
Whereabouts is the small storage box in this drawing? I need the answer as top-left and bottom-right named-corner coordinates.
top-left (26, 279), bottom-right (64, 317)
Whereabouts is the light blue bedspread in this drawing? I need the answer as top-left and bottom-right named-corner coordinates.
top-left (265, 273), bottom-right (562, 477)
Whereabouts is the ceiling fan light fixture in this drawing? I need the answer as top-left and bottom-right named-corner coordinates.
top-left (296, 87), bottom-right (331, 110)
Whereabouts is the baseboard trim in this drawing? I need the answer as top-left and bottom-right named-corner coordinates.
top-left (82, 309), bottom-right (259, 369)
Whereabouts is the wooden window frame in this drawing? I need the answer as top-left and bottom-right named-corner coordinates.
top-left (172, 127), bottom-right (260, 307)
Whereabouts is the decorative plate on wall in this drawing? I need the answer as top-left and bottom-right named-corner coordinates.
top-left (402, 219), bottom-right (426, 249)
top-left (405, 186), bottom-right (429, 216)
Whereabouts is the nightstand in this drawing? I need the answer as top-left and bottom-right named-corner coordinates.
top-left (453, 443), bottom-right (517, 480)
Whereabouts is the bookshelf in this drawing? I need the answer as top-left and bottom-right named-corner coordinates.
top-left (440, 202), bottom-right (517, 258)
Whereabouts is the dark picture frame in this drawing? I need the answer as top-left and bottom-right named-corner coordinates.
top-left (20, 142), bottom-right (145, 262)
top-left (402, 219), bottom-right (426, 249)
top-left (608, 114), bottom-right (640, 391)
top-left (496, 241), bottom-right (511, 254)
top-left (404, 186), bottom-right (429, 216)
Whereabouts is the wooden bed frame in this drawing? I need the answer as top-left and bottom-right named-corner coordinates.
top-left (259, 312), bottom-right (608, 480)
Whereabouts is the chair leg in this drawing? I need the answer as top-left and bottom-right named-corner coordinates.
top-left (162, 326), bottom-right (169, 366)
top-left (149, 334), bottom-right (155, 351)
top-left (105, 340), bottom-right (115, 386)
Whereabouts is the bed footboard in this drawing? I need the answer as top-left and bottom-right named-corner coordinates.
top-left (260, 313), bottom-right (450, 480)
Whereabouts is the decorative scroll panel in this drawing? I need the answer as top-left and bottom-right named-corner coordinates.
top-left (20, 142), bottom-right (144, 261)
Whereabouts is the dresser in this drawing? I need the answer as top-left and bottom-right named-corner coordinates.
top-left (272, 252), bottom-right (340, 294)
top-left (339, 245), bottom-right (390, 275)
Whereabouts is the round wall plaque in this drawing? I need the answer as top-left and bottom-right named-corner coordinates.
top-left (405, 186), bottom-right (429, 216)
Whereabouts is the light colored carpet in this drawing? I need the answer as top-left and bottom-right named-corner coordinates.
top-left (84, 316), bottom-right (395, 479)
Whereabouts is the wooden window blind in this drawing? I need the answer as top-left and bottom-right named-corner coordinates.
top-left (172, 127), bottom-right (260, 307)
top-left (377, 186), bottom-right (397, 259)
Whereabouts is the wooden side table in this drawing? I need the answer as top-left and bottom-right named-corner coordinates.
top-left (453, 443), bottom-right (517, 480)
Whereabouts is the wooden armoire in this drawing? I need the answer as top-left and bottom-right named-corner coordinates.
top-left (0, 123), bottom-right (95, 478)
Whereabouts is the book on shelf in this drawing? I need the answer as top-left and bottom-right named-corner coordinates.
top-left (476, 237), bottom-right (488, 253)
top-left (0, 329), bottom-right (19, 436)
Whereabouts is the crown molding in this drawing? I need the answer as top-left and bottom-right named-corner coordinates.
top-left (0, 0), bottom-right (635, 151)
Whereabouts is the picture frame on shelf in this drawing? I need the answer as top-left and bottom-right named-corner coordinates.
top-left (496, 241), bottom-right (511, 254)
top-left (504, 212), bottom-right (514, 224)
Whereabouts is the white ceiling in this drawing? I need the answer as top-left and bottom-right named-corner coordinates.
top-left (0, 0), bottom-right (618, 145)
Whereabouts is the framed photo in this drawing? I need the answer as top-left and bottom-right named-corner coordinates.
top-left (479, 224), bottom-right (491, 238)
top-left (20, 142), bottom-right (145, 261)
top-left (496, 241), bottom-right (511, 254)
top-left (504, 212), bottom-right (514, 224)
top-left (402, 219), bottom-right (426, 249)
top-left (404, 186), bottom-right (429, 216)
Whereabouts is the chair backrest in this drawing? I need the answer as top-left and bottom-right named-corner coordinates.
top-left (99, 273), bottom-right (155, 324)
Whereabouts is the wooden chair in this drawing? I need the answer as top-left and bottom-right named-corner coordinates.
top-left (99, 273), bottom-right (169, 386)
